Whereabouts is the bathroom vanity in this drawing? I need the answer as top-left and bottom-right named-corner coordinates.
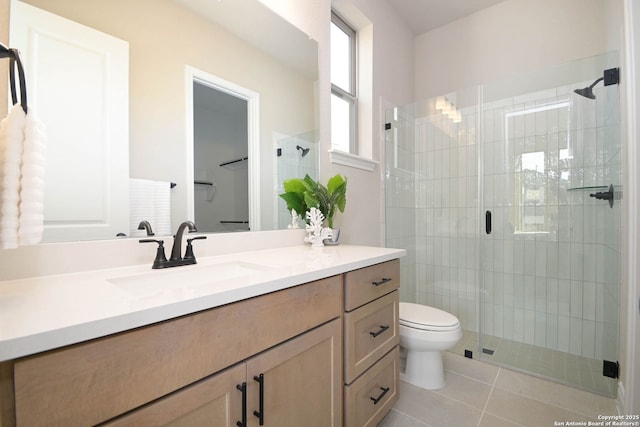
top-left (0, 245), bottom-right (404, 427)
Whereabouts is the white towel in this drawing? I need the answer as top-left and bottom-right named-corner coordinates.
top-left (129, 179), bottom-right (172, 237)
top-left (153, 180), bottom-right (171, 236)
top-left (18, 108), bottom-right (47, 245)
top-left (0, 105), bottom-right (26, 249)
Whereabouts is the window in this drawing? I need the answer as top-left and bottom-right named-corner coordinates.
top-left (331, 12), bottom-right (357, 153)
top-left (506, 99), bottom-right (570, 234)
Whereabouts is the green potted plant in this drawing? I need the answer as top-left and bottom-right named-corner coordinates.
top-left (280, 174), bottom-right (347, 242)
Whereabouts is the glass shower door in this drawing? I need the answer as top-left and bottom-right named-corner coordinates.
top-left (384, 87), bottom-right (481, 357)
top-left (478, 52), bottom-right (621, 397)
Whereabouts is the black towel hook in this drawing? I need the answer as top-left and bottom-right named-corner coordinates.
top-left (0, 42), bottom-right (28, 114)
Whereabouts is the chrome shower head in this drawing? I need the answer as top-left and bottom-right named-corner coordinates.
top-left (296, 145), bottom-right (310, 157)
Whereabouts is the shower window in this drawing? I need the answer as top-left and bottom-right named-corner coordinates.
top-left (505, 99), bottom-right (571, 235)
top-left (515, 151), bottom-right (547, 233)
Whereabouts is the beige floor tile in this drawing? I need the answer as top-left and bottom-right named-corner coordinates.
top-left (479, 413), bottom-right (525, 427)
top-left (394, 382), bottom-right (482, 427)
top-left (486, 388), bottom-right (598, 427)
top-left (493, 368), bottom-right (617, 419)
top-left (434, 370), bottom-right (493, 410)
top-left (377, 409), bottom-right (429, 427)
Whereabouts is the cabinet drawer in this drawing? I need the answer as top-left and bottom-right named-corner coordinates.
top-left (13, 276), bottom-right (342, 427)
top-left (344, 346), bottom-right (399, 427)
top-left (344, 290), bottom-right (399, 384)
top-left (344, 260), bottom-right (400, 311)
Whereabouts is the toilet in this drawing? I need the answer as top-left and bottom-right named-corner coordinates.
top-left (399, 302), bottom-right (462, 390)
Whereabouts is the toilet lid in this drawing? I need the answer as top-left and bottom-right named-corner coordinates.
top-left (399, 302), bottom-right (460, 331)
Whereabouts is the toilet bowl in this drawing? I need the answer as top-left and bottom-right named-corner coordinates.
top-left (399, 302), bottom-right (462, 390)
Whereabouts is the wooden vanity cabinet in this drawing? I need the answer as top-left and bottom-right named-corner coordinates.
top-left (105, 319), bottom-right (342, 427)
top-left (343, 259), bottom-right (400, 427)
top-left (5, 276), bottom-right (343, 427)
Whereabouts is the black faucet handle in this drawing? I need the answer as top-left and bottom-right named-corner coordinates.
top-left (139, 239), bottom-right (168, 269)
top-left (139, 238), bottom-right (164, 245)
top-left (184, 236), bottom-right (207, 261)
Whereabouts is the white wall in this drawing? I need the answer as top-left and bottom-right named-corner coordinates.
top-left (415, 0), bottom-right (609, 99)
top-left (622, 0), bottom-right (640, 414)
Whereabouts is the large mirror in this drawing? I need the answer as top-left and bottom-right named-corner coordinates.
top-left (9, 0), bottom-right (319, 242)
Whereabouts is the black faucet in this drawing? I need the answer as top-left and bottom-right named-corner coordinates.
top-left (140, 220), bottom-right (206, 269)
top-left (137, 220), bottom-right (154, 236)
top-left (170, 220), bottom-right (197, 261)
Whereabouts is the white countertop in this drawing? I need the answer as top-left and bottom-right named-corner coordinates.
top-left (0, 244), bottom-right (405, 362)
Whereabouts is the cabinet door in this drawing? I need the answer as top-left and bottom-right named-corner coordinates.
top-left (103, 364), bottom-right (246, 427)
top-left (246, 319), bottom-right (342, 427)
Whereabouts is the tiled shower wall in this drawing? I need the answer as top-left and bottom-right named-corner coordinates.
top-left (387, 80), bottom-right (621, 361)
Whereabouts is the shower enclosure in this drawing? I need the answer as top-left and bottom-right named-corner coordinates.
top-left (385, 52), bottom-right (621, 397)
top-left (275, 130), bottom-right (319, 229)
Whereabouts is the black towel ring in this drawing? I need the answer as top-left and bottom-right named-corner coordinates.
top-left (0, 43), bottom-right (28, 114)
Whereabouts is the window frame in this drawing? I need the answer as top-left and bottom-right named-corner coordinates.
top-left (331, 11), bottom-right (357, 154)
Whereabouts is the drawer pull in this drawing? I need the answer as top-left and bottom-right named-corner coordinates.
top-left (369, 325), bottom-right (390, 338)
top-left (236, 382), bottom-right (247, 427)
top-left (370, 386), bottom-right (390, 405)
top-left (372, 277), bottom-right (392, 286)
top-left (253, 374), bottom-right (264, 425)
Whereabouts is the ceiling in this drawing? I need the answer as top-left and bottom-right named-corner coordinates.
top-left (385, 0), bottom-right (507, 34)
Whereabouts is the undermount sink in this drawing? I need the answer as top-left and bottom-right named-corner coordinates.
top-left (107, 261), bottom-right (272, 296)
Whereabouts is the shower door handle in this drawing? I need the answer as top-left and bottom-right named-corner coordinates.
top-left (485, 211), bottom-right (492, 235)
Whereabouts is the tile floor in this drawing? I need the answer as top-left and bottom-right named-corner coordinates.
top-left (378, 352), bottom-right (618, 427)
top-left (451, 330), bottom-right (617, 396)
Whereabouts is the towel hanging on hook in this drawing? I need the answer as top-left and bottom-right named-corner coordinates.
top-left (0, 43), bottom-right (28, 114)
top-left (0, 42), bottom-right (46, 248)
